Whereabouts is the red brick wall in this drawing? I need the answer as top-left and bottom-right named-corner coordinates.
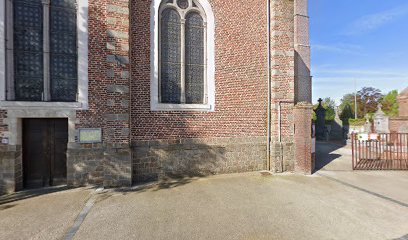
top-left (389, 118), bottom-right (408, 133)
top-left (130, 0), bottom-right (269, 141)
top-left (76, 0), bottom-right (108, 131)
top-left (76, 0), bottom-right (131, 144)
top-left (270, 0), bottom-right (295, 144)
top-left (399, 99), bottom-right (408, 118)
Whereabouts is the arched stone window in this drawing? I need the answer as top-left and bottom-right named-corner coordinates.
top-left (151, 0), bottom-right (215, 111)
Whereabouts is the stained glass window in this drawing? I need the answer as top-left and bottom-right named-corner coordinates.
top-left (50, 0), bottom-right (78, 102)
top-left (185, 13), bottom-right (204, 104)
top-left (160, 9), bottom-right (181, 104)
top-left (11, 0), bottom-right (78, 102)
top-left (159, 0), bottom-right (206, 105)
top-left (177, 0), bottom-right (189, 9)
top-left (13, 0), bottom-right (44, 101)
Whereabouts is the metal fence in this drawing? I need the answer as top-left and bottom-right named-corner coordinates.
top-left (352, 133), bottom-right (408, 170)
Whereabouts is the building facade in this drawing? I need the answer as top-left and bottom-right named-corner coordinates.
top-left (389, 88), bottom-right (408, 133)
top-left (0, 0), bottom-right (312, 194)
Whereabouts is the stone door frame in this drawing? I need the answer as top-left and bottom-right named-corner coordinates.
top-left (2, 109), bottom-right (77, 192)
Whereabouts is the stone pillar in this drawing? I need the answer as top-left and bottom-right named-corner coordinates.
top-left (0, 145), bottom-right (22, 194)
top-left (269, 0), bottom-right (296, 172)
top-left (102, 0), bottom-right (132, 187)
top-left (294, 102), bottom-right (314, 174)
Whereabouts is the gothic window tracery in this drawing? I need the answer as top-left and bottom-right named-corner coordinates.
top-left (159, 0), bottom-right (206, 104)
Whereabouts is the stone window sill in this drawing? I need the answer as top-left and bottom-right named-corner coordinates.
top-left (0, 101), bottom-right (84, 109)
top-left (151, 103), bottom-right (214, 112)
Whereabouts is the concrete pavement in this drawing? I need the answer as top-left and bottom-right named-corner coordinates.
top-left (0, 142), bottom-right (407, 240)
top-left (0, 187), bottom-right (92, 240)
top-left (72, 172), bottom-right (408, 240)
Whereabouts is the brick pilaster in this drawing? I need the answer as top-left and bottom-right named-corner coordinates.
top-left (294, 0), bottom-right (311, 103)
top-left (293, 102), bottom-right (314, 174)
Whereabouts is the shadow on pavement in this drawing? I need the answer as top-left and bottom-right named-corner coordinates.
top-left (0, 185), bottom-right (76, 205)
top-left (315, 141), bottom-right (347, 172)
top-left (394, 234), bottom-right (408, 240)
top-left (114, 176), bottom-right (203, 195)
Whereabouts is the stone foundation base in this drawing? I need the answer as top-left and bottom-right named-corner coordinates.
top-left (0, 145), bottom-right (22, 194)
top-left (270, 142), bottom-right (295, 173)
top-left (67, 143), bottom-right (132, 188)
top-left (132, 137), bottom-right (267, 183)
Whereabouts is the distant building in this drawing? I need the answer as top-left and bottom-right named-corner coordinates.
top-left (389, 88), bottom-right (408, 133)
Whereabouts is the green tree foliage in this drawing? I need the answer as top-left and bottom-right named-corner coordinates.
top-left (380, 90), bottom-right (399, 117)
top-left (339, 87), bottom-right (383, 119)
top-left (340, 103), bottom-right (354, 125)
top-left (357, 87), bottom-right (383, 117)
top-left (323, 97), bottom-right (336, 121)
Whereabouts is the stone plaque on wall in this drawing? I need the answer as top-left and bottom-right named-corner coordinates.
top-left (78, 128), bottom-right (102, 143)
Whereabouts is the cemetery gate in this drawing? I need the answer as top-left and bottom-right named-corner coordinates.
top-left (351, 133), bottom-right (408, 170)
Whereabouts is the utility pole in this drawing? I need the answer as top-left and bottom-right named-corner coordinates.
top-left (354, 79), bottom-right (358, 119)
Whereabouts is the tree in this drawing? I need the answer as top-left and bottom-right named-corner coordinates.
top-left (380, 90), bottom-right (399, 117)
top-left (357, 87), bottom-right (383, 117)
top-left (340, 103), bottom-right (354, 125)
top-left (322, 97), bottom-right (336, 121)
top-left (339, 93), bottom-right (356, 117)
top-left (339, 87), bottom-right (386, 123)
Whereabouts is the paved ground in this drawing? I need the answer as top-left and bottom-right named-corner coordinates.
top-left (0, 187), bottom-right (92, 240)
top-left (1, 142), bottom-right (407, 240)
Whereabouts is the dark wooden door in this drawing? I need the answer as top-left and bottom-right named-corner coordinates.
top-left (23, 119), bottom-right (68, 188)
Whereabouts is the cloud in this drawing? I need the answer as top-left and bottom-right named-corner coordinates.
top-left (343, 4), bottom-right (408, 35)
top-left (311, 43), bottom-right (364, 55)
top-left (313, 68), bottom-right (408, 78)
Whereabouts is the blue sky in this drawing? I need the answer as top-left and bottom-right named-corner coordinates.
top-left (310, 0), bottom-right (408, 105)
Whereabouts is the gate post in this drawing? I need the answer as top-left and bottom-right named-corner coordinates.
top-left (294, 102), bottom-right (314, 174)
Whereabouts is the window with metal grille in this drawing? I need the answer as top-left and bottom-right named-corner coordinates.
top-left (7, 0), bottom-right (78, 102)
top-left (159, 0), bottom-right (206, 105)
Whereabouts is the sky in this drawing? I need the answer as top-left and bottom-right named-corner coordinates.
top-left (310, 0), bottom-right (408, 105)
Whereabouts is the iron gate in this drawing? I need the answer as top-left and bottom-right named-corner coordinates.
top-left (352, 133), bottom-right (408, 170)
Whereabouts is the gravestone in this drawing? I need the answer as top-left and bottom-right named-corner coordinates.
top-left (374, 104), bottom-right (389, 133)
top-left (314, 98), bottom-right (326, 141)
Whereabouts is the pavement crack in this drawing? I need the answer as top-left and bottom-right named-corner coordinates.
top-left (63, 188), bottom-right (103, 240)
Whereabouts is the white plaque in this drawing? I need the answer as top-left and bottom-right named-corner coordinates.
top-left (79, 128), bottom-right (102, 143)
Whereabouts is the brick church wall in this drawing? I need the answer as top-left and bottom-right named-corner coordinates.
top-left (0, 0), bottom-right (312, 193)
top-left (67, 0), bottom-right (132, 187)
top-left (130, 0), bottom-right (271, 182)
top-left (269, 0), bottom-right (297, 172)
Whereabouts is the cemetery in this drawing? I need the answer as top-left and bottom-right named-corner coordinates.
top-left (314, 88), bottom-right (408, 171)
